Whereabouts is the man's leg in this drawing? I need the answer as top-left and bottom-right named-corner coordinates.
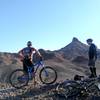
top-left (93, 67), bottom-right (97, 77)
top-left (89, 67), bottom-right (94, 78)
top-left (89, 59), bottom-right (97, 78)
top-left (23, 59), bottom-right (28, 73)
top-left (27, 59), bottom-right (34, 72)
top-left (89, 67), bottom-right (97, 78)
top-left (91, 60), bottom-right (97, 77)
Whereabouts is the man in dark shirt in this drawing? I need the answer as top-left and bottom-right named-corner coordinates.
top-left (87, 39), bottom-right (97, 78)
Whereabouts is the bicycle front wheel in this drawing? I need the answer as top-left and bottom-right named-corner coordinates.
top-left (9, 69), bottom-right (29, 89)
top-left (39, 66), bottom-right (57, 84)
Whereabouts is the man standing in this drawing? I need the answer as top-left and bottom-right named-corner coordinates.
top-left (87, 39), bottom-right (97, 78)
top-left (18, 41), bottom-right (42, 74)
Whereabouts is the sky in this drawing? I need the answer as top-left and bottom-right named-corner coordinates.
top-left (0, 0), bottom-right (100, 53)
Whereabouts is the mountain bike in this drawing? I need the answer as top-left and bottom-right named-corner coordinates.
top-left (56, 76), bottom-right (100, 100)
top-left (9, 60), bottom-right (57, 89)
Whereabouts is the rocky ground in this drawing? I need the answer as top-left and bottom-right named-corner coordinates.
top-left (1, 77), bottom-right (100, 100)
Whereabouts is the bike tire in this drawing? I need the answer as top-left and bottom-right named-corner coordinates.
top-left (39, 66), bottom-right (57, 84)
top-left (56, 81), bottom-right (82, 99)
top-left (9, 69), bottom-right (29, 89)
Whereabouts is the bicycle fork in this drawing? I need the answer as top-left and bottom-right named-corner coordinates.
top-left (43, 68), bottom-right (49, 77)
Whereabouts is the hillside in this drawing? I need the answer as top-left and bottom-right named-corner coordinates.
top-left (0, 37), bottom-right (100, 83)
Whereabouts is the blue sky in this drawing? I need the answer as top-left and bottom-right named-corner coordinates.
top-left (0, 0), bottom-right (100, 52)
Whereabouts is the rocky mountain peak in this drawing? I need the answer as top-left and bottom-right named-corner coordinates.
top-left (57, 37), bottom-right (89, 59)
top-left (72, 37), bottom-right (80, 43)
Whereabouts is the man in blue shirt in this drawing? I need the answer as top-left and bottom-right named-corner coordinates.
top-left (87, 39), bottom-right (97, 78)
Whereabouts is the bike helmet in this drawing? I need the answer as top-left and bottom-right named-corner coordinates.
top-left (86, 38), bottom-right (93, 42)
top-left (27, 41), bottom-right (32, 46)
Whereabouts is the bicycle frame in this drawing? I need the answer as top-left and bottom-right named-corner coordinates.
top-left (27, 61), bottom-right (44, 76)
top-left (26, 61), bottom-right (48, 78)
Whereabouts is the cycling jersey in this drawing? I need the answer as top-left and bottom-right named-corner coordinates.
top-left (19, 47), bottom-right (36, 59)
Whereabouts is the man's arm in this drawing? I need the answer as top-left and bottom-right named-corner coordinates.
top-left (18, 49), bottom-right (23, 56)
top-left (95, 49), bottom-right (97, 61)
top-left (18, 49), bottom-right (24, 61)
top-left (31, 48), bottom-right (43, 61)
top-left (94, 45), bottom-right (97, 61)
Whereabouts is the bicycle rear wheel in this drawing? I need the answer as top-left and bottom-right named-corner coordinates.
top-left (39, 66), bottom-right (57, 84)
top-left (9, 69), bottom-right (29, 89)
top-left (56, 81), bottom-right (82, 99)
